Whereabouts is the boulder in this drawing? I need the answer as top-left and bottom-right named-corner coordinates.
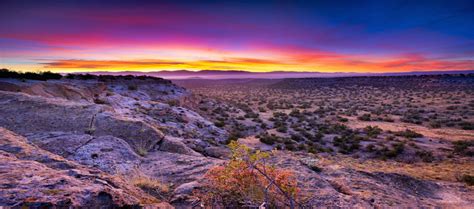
top-left (93, 112), bottom-right (165, 156)
top-left (158, 136), bottom-right (202, 156)
top-left (0, 127), bottom-right (158, 208)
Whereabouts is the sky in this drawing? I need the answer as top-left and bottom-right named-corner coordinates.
top-left (0, 0), bottom-right (473, 73)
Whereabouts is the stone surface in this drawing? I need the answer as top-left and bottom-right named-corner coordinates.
top-left (2, 77), bottom-right (471, 208)
top-left (0, 127), bottom-right (158, 208)
top-left (158, 136), bottom-right (202, 156)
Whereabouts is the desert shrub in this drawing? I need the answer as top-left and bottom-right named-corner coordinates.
top-left (452, 140), bottom-right (474, 156)
top-left (167, 99), bottom-right (180, 106)
top-left (459, 121), bottom-right (474, 130)
top-left (364, 126), bottom-right (382, 138)
top-left (395, 129), bottom-right (423, 138)
top-left (289, 109), bottom-right (301, 117)
top-left (429, 121), bottom-right (442, 128)
top-left (366, 144), bottom-right (376, 152)
top-left (338, 116), bottom-right (349, 122)
top-left (0, 68), bottom-right (62, 80)
top-left (131, 175), bottom-right (169, 199)
top-left (458, 174), bottom-right (474, 186)
top-left (285, 143), bottom-right (297, 151)
top-left (297, 143), bottom-right (306, 151)
top-left (380, 142), bottom-right (405, 158)
top-left (290, 134), bottom-right (304, 142)
top-left (75, 73), bottom-right (96, 80)
top-left (307, 146), bottom-right (317, 154)
top-left (416, 151), bottom-right (434, 162)
top-left (333, 134), bottom-right (361, 154)
top-left (276, 125), bottom-right (288, 133)
top-left (225, 131), bottom-right (243, 144)
top-left (382, 117), bottom-right (395, 122)
top-left (198, 142), bottom-right (302, 208)
top-left (258, 133), bottom-right (280, 145)
top-left (327, 123), bottom-right (348, 134)
top-left (214, 120), bottom-right (225, 128)
top-left (357, 113), bottom-right (371, 121)
top-left (401, 111), bottom-right (423, 125)
top-left (259, 137), bottom-right (275, 145)
top-left (446, 105), bottom-right (457, 110)
top-left (93, 98), bottom-right (107, 104)
top-left (244, 112), bottom-right (259, 119)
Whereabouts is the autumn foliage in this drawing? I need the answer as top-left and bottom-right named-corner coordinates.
top-left (198, 141), bottom-right (301, 208)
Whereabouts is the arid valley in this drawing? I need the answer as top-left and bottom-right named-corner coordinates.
top-left (1, 0), bottom-right (473, 208)
top-left (0, 70), bottom-right (473, 208)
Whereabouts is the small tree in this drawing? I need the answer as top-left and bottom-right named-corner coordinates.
top-left (198, 141), bottom-right (301, 208)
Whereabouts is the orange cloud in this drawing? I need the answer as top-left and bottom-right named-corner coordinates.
top-left (39, 54), bottom-right (473, 73)
top-left (41, 60), bottom-right (186, 69)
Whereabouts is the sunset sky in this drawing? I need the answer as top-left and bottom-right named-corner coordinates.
top-left (1, 0), bottom-right (473, 73)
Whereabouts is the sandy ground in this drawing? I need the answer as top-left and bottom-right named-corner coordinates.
top-left (347, 118), bottom-right (474, 141)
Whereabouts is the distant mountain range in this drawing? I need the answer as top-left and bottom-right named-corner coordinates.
top-left (67, 69), bottom-right (474, 79)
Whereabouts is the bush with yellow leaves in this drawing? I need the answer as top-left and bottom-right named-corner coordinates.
top-left (198, 141), bottom-right (301, 208)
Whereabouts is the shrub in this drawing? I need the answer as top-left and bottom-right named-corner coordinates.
top-left (416, 151), bottom-right (434, 162)
top-left (225, 131), bottom-right (242, 144)
top-left (0, 68), bottom-right (62, 80)
top-left (289, 109), bottom-right (301, 117)
top-left (459, 174), bottom-right (474, 186)
top-left (382, 142), bottom-right (405, 158)
top-left (452, 140), bottom-right (474, 156)
top-left (167, 99), bottom-right (179, 106)
top-left (401, 111), bottom-right (424, 125)
top-left (333, 134), bottom-right (361, 154)
top-left (395, 129), bottom-right (423, 138)
top-left (244, 112), bottom-right (259, 118)
top-left (366, 144), bottom-right (376, 152)
top-left (93, 98), bottom-right (107, 104)
top-left (214, 121), bottom-right (225, 128)
top-left (364, 126), bottom-right (382, 138)
top-left (297, 143), bottom-right (306, 151)
top-left (259, 137), bottom-right (275, 145)
top-left (131, 175), bottom-right (169, 199)
top-left (429, 121), bottom-right (441, 128)
top-left (285, 143), bottom-right (297, 151)
top-left (290, 134), bottom-right (304, 142)
top-left (338, 117), bottom-right (349, 122)
top-left (276, 125), bottom-right (288, 133)
top-left (459, 122), bottom-right (474, 130)
top-left (258, 133), bottom-right (279, 145)
top-left (198, 142), bottom-right (301, 208)
top-left (357, 113), bottom-right (371, 121)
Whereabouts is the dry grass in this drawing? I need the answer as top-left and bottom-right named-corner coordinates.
top-left (347, 119), bottom-right (474, 141)
top-left (318, 155), bottom-right (474, 183)
top-left (131, 175), bottom-right (170, 194)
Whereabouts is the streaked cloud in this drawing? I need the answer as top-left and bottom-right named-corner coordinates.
top-left (1, 1), bottom-right (472, 73)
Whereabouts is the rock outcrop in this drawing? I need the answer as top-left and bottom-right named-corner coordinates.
top-left (3, 77), bottom-right (470, 208)
top-left (0, 128), bottom-right (159, 208)
top-left (0, 78), bottom-right (228, 158)
top-left (0, 77), bottom-right (228, 207)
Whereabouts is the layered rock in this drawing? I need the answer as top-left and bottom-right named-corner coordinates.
top-left (0, 78), bottom-right (228, 158)
top-left (0, 128), bottom-right (160, 208)
top-left (0, 78), bottom-right (228, 207)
